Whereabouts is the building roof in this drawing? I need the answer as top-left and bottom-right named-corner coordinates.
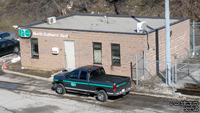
top-left (20, 13), bottom-right (189, 34)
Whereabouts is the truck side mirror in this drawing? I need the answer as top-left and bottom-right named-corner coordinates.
top-left (62, 69), bottom-right (68, 72)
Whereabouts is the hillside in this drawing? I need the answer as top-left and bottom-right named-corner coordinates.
top-left (0, 0), bottom-right (199, 33)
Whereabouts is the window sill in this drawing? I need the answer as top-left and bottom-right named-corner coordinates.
top-left (111, 65), bottom-right (121, 66)
top-left (31, 56), bottom-right (39, 59)
top-left (93, 63), bottom-right (102, 65)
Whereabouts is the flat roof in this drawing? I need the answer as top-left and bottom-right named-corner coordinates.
top-left (20, 13), bottom-right (189, 34)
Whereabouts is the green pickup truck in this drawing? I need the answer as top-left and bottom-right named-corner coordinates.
top-left (52, 65), bottom-right (132, 102)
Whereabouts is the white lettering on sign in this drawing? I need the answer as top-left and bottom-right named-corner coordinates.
top-left (32, 32), bottom-right (68, 38)
top-left (33, 32), bottom-right (43, 36)
top-left (60, 34), bottom-right (68, 38)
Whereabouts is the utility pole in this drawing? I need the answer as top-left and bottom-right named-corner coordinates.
top-left (192, 21), bottom-right (195, 55)
top-left (165, 0), bottom-right (171, 84)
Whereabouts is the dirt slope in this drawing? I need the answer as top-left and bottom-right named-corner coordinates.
top-left (0, 0), bottom-right (199, 33)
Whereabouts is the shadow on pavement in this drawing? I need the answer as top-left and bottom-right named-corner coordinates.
top-left (51, 87), bottom-right (127, 101)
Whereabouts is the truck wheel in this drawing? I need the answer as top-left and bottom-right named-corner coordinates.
top-left (56, 84), bottom-right (65, 95)
top-left (13, 47), bottom-right (19, 53)
top-left (96, 90), bottom-right (108, 102)
top-left (126, 91), bottom-right (130, 95)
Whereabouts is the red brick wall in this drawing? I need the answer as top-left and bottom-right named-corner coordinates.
top-left (145, 19), bottom-right (190, 76)
top-left (20, 19), bottom-right (190, 77)
top-left (20, 29), bottom-right (145, 76)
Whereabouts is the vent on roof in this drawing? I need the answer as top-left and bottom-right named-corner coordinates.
top-left (104, 15), bottom-right (108, 23)
top-left (137, 21), bottom-right (146, 33)
top-left (47, 17), bottom-right (56, 24)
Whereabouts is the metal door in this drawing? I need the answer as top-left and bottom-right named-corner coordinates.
top-left (64, 41), bottom-right (75, 70)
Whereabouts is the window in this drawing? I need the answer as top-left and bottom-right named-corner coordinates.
top-left (0, 34), bottom-right (3, 38)
top-left (68, 71), bottom-right (79, 79)
top-left (79, 71), bottom-right (87, 80)
top-left (6, 41), bottom-right (13, 47)
top-left (5, 33), bottom-right (10, 37)
top-left (0, 34), bottom-right (5, 38)
top-left (1, 42), bottom-right (6, 48)
top-left (31, 38), bottom-right (39, 58)
top-left (111, 44), bottom-right (120, 66)
top-left (93, 42), bottom-right (102, 64)
top-left (90, 68), bottom-right (105, 80)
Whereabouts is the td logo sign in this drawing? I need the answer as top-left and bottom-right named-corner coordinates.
top-left (18, 29), bottom-right (32, 38)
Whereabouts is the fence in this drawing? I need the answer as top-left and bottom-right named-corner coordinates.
top-left (131, 47), bottom-right (200, 89)
top-left (130, 22), bottom-right (200, 88)
top-left (190, 21), bottom-right (200, 49)
top-left (175, 46), bottom-right (200, 88)
top-left (131, 52), bottom-right (167, 87)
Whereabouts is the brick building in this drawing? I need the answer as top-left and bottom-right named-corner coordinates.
top-left (18, 14), bottom-right (190, 77)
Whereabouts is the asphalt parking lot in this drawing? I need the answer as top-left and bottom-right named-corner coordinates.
top-left (0, 74), bottom-right (185, 113)
top-left (0, 53), bottom-right (199, 113)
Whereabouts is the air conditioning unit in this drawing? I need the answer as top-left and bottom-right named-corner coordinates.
top-left (137, 21), bottom-right (146, 33)
top-left (47, 17), bottom-right (56, 24)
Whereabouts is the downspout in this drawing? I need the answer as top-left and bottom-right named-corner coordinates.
top-left (145, 31), bottom-right (149, 50)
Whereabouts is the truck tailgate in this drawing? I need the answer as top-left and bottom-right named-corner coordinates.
top-left (91, 74), bottom-right (131, 95)
top-left (115, 77), bottom-right (131, 93)
top-left (93, 74), bottom-right (131, 90)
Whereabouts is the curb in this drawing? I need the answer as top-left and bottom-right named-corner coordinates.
top-left (1, 66), bottom-right (53, 82)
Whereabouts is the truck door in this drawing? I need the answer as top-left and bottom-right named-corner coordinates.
top-left (75, 71), bottom-right (89, 92)
top-left (64, 70), bottom-right (89, 92)
top-left (64, 70), bottom-right (79, 90)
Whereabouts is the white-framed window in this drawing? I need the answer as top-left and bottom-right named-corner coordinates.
top-left (31, 38), bottom-right (39, 58)
top-left (93, 42), bottom-right (102, 64)
top-left (111, 44), bottom-right (120, 66)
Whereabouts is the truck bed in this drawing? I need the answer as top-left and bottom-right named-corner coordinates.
top-left (92, 74), bottom-right (129, 83)
top-left (91, 74), bottom-right (131, 94)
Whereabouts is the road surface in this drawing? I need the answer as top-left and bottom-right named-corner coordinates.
top-left (0, 54), bottom-right (194, 113)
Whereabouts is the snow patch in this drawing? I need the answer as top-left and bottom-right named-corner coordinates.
top-left (11, 56), bottom-right (21, 63)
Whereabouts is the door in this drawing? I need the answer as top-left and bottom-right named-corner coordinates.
top-left (6, 40), bottom-right (15, 53)
top-left (64, 41), bottom-right (75, 70)
top-left (75, 71), bottom-right (89, 92)
top-left (0, 42), bottom-right (7, 56)
top-left (64, 70), bottom-right (89, 92)
top-left (64, 70), bottom-right (79, 90)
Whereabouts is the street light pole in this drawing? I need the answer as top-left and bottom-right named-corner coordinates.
top-left (165, 0), bottom-right (171, 84)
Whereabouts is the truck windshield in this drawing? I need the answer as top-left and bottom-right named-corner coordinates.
top-left (90, 68), bottom-right (105, 80)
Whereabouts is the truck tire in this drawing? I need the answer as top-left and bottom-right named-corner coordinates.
top-left (13, 47), bottom-right (19, 53)
top-left (96, 90), bottom-right (108, 102)
top-left (56, 84), bottom-right (65, 95)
